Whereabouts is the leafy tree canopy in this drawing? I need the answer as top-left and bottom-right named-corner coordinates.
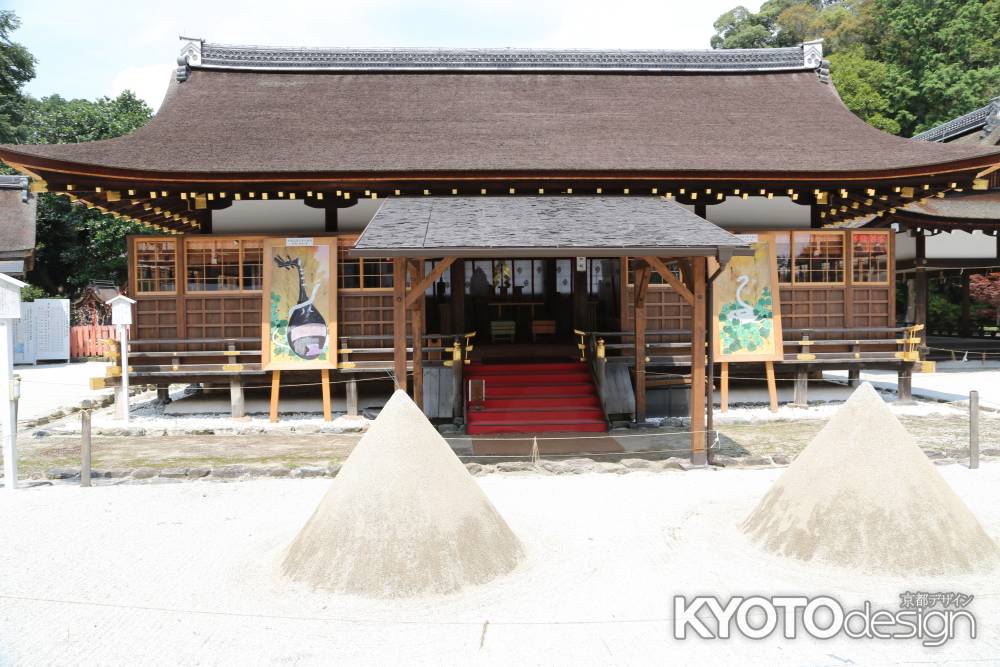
top-left (23, 92), bottom-right (152, 295)
top-left (711, 0), bottom-right (1000, 137)
top-left (0, 13), bottom-right (153, 297)
top-left (0, 10), bottom-right (36, 144)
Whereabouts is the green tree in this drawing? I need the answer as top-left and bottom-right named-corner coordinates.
top-left (0, 10), bottom-right (36, 144)
top-left (710, 0), bottom-right (1000, 136)
top-left (21, 92), bottom-right (152, 295)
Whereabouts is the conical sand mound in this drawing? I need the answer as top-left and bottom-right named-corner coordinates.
top-left (283, 390), bottom-right (524, 597)
top-left (743, 383), bottom-right (998, 574)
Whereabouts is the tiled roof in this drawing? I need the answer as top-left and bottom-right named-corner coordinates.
top-left (913, 98), bottom-right (1000, 142)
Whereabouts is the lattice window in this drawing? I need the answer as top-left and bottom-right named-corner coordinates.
top-left (774, 232), bottom-right (792, 283)
top-left (337, 239), bottom-right (393, 290)
top-left (135, 239), bottom-right (177, 294)
top-left (185, 239), bottom-right (261, 292)
top-left (242, 240), bottom-right (263, 290)
top-left (792, 232), bottom-right (844, 285)
top-left (851, 231), bottom-right (890, 285)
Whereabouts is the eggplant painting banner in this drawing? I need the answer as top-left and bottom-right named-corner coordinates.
top-left (262, 238), bottom-right (337, 370)
top-left (712, 233), bottom-right (783, 362)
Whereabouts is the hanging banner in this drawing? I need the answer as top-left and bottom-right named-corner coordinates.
top-left (713, 233), bottom-right (783, 362)
top-left (261, 237), bottom-right (337, 370)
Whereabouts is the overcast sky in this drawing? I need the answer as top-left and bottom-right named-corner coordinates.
top-left (10, 0), bottom-right (761, 111)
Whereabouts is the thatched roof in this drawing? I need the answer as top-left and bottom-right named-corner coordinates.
top-left (1, 40), bottom-right (998, 182)
top-left (0, 176), bottom-right (36, 266)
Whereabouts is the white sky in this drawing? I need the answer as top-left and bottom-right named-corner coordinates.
top-left (9, 0), bottom-right (761, 111)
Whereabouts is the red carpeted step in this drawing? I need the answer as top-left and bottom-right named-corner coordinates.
top-left (465, 372), bottom-right (591, 385)
top-left (467, 420), bottom-right (608, 434)
top-left (468, 407), bottom-right (605, 423)
top-left (464, 360), bottom-right (607, 435)
top-left (485, 384), bottom-right (596, 398)
top-left (484, 395), bottom-right (600, 409)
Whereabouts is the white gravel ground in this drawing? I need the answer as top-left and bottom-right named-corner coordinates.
top-left (9, 361), bottom-right (111, 425)
top-left (1, 465), bottom-right (998, 666)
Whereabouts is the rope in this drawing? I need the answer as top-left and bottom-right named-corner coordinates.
top-left (925, 345), bottom-right (1000, 358)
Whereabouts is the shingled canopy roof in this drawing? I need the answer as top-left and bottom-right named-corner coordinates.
top-left (351, 196), bottom-right (751, 258)
top-left (2, 39), bottom-right (999, 185)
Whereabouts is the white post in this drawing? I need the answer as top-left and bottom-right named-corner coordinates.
top-left (1, 319), bottom-right (16, 490)
top-left (119, 324), bottom-right (129, 423)
top-left (106, 295), bottom-right (135, 424)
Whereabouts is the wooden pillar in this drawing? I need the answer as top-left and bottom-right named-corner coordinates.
top-left (960, 272), bottom-right (971, 337)
top-left (898, 364), bottom-right (914, 403)
top-left (450, 260), bottom-right (465, 334)
top-left (392, 258), bottom-right (408, 393)
top-left (690, 258), bottom-right (707, 464)
top-left (914, 232), bottom-right (928, 336)
top-left (346, 377), bottom-right (359, 417)
top-left (229, 376), bottom-right (244, 418)
top-left (792, 370), bottom-right (809, 407)
top-left (324, 205), bottom-right (338, 232)
top-left (848, 368), bottom-right (860, 387)
top-left (411, 259), bottom-right (425, 410)
top-left (633, 261), bottom-right (651, 422)
top-left (573, 259), bottom-right (588, 331)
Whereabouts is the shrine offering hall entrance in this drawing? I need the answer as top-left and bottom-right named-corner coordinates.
top-left (429, 257), bottom-right (620, 352)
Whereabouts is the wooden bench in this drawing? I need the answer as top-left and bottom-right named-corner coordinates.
top-left (531, 320), bottom-right (556, 341)
top-left (491, 320), bottom-right (516, 343)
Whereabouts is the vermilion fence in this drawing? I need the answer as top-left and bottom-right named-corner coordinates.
top-left (70, 325), bottom-right (120, 359)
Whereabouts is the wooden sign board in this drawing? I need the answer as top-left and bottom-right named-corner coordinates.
top-left (712, 233), bottom-right (784, 362)
top-left (261, 238), bottom-right (337, 371)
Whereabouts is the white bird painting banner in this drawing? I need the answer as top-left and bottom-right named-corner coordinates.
top-left (261, 237), bottom-right (338, 370)
top-left (712, 233), bottom-right (784, 362)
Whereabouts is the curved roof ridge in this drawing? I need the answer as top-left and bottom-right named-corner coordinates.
top-left (175, 37), bottom-right (822, 81)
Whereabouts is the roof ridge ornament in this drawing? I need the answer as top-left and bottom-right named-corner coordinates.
top-left (802, 39), bottom-right (823, 68)
top-left (983, 97), bottom-right (1000, 139)
top-left (179, 40), bottom-right (818, 74)
top-left (177, 37), bottom-right (204, 82)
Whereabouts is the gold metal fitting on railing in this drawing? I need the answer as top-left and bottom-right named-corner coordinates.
top-left (596, 338), bottom-right (606, 359)
top-left (573, 329), bottom-right (587, 361)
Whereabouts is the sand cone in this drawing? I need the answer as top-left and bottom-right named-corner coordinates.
top-left (743, 383), bottom-right (998, 574)
top-left (283, 390), bottom-right (523, 597)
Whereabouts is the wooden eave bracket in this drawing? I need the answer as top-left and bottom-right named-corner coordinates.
top-left (643, 256), bottom-right (694, 306)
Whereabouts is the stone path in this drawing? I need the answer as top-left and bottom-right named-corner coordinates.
top-left (7, 407), bottom-right (998, 484)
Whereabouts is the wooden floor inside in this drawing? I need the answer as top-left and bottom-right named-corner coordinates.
top-left (467, 342), bottom-right (580, 363)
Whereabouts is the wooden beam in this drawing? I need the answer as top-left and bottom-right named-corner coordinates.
top-left (269, 371), bottom-right (280, 423)
top-left (690, 258), bottom-right (707, 464)
top-left (720, 362), bottom-right (729, 413)
top-left (410, 260), bottom-right (426, 408)
top-left (643, 256), bottom-right (694, 306)
top-left (393, 258), bottom-right (408, 392)
top-left (960, 272), bottom-right (971, 337)
top-left (634, 262), bottom-right (651, 422)
top-left (914, 232), bottom-right (928, 334)
top-left (450, 260), bottom-right (465, 334)
top-left (321, 369), bottom-right (332, 421)
top-left (405, 257), bottom-right (455, 309)
top-left (766, 361), bottom-right (779, 412)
